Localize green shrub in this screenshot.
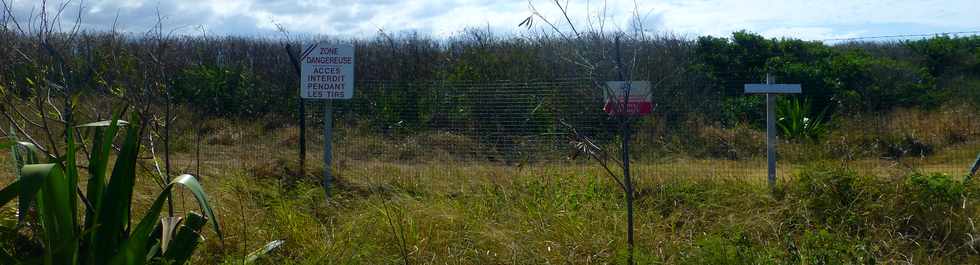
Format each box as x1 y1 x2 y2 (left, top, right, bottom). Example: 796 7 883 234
720 96 765 128
897 173 977 244
777 97 829 142
792 166 882 233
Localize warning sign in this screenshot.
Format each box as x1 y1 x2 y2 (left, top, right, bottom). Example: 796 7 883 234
300 43 354 99
603 81 653 116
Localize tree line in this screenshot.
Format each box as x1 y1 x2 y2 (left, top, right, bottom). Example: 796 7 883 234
2 28 978 132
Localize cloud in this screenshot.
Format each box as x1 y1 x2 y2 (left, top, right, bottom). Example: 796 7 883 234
760 27 863 41
2 0 977 40
650 0 979 40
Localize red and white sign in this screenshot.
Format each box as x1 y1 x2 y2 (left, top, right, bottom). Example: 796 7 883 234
603 81 653 116
300 43 354 99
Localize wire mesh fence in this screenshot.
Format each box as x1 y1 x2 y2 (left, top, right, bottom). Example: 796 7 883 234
159 77 978 183
321 79 602 164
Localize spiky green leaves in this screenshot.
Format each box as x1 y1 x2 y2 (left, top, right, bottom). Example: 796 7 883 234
0 109 221 265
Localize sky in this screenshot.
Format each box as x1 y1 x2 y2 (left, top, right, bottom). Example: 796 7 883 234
4 0 979 42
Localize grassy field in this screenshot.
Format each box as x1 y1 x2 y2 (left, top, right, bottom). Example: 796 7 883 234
6 144 975 264
1 112 978 264
193 148 978 264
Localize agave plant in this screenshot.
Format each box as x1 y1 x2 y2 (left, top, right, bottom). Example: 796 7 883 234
0 110 221 265
777 98 829 142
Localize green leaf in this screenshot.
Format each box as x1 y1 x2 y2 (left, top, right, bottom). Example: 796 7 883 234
12 141 41 165
142 221 165 261
776 97 828 142
91 113 141 265
84 109 125 233
108 180 173 265
163 212 208 265
23 163 78 265
109 174 221 265
171 174 223 241
77 120 129 128
15 164 43 226
12 141 43 226
64 120 80 233
146 242 161 262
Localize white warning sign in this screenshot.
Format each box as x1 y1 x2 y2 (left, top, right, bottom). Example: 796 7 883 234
300 43 354 99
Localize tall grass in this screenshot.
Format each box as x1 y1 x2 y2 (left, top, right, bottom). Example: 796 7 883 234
163 156 980 264
2 101 977 264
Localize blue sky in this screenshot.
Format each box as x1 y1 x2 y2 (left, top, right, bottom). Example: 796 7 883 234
4 0 979 42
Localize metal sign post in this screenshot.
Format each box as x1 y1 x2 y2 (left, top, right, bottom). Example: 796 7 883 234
766 77 776 193
323 101 333 197
744 73 801 192
300 43 354 199
284 45 306 179
966 152 980 181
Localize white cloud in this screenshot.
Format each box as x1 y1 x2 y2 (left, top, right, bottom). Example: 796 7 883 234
760 27 863 41
3 0 978 40
650 0 978 39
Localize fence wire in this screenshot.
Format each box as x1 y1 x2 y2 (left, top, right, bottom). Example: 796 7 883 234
158 78 976 183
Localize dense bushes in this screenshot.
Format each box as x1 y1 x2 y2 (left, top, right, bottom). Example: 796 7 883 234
899 173 977 244
666 165 979 264
694 31 955 117
786 166 978 260
791 166 882 233
3 30 977 125
789 165 978 236
172 64 264 116
3 29 977 166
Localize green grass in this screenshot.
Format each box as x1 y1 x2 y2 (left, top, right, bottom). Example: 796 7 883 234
3 141 978 264
1 110 978 264
168 154 976 264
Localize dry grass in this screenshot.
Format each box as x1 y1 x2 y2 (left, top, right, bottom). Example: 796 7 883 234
1 108 979 264
884 104 980 146
140 138 975 264
168 152 976 264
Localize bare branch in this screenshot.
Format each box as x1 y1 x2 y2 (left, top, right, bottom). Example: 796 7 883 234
560 119 627 192
1 0 26 35
527 0 571 42
553 0 580 38
2 106 50 155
